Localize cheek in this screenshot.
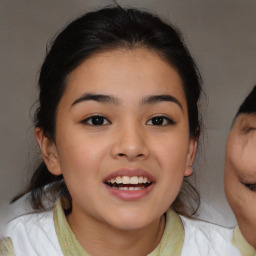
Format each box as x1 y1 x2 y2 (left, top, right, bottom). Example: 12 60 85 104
152 135 189 176
225 163 256 220
225 162 243 202
227 137 256 175
56 133 109 176
232 192 256 228
240 143 256 172
56 135 110 202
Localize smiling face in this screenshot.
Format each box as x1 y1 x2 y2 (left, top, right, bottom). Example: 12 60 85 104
37 48 196 233
225 113 256 247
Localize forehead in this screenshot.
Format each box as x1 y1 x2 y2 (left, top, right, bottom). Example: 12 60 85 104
64 48 187 106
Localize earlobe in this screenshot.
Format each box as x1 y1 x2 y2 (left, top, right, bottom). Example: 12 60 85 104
35 128 62 176
184 138 198 177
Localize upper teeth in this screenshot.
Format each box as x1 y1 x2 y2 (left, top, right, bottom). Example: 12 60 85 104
107 176 151 185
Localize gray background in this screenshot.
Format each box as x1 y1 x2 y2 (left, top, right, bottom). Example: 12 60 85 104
1 0 256 230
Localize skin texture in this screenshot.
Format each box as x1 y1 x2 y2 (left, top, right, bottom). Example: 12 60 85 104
225 113 256 248
35 48 197 256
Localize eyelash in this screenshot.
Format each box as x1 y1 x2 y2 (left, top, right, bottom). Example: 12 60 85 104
146 116 176 126
82 115 111 126
245 127 256 133
81 115 176 126
244 183 256 192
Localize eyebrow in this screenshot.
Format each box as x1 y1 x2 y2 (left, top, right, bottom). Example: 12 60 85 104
141 95 183 111
236 114 256 130
71 93 183 111
71 93 119 107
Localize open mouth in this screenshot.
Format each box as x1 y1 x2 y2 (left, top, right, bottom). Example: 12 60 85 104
104 176 153 191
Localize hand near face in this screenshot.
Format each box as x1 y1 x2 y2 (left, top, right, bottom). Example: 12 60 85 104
225 113 256 248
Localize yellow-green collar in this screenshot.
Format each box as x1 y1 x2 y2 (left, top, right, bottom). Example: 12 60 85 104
232 226 256 256
54 198 184 256
54 198 89 256
0 237 15 256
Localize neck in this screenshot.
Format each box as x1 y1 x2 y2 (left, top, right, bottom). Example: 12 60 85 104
67 207 165 256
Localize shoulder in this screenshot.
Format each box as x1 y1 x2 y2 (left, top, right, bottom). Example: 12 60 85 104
3 210 63 256
180 216 241 256
6 209 54 239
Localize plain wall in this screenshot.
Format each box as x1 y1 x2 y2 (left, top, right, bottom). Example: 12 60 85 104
1 0 256 230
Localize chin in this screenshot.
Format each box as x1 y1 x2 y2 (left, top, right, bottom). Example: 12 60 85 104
106 210 159 231
110 220 151 231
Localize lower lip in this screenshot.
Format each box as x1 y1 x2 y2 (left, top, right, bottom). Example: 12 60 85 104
104 184 154 201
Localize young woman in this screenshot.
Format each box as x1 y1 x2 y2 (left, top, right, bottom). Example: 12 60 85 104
225 85 256 255
0 6 241 256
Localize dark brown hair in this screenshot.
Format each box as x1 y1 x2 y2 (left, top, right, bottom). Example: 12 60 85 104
236 85 256 115
13 6 202 217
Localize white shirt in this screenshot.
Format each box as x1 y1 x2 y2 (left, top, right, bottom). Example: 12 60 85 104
3 208 242 256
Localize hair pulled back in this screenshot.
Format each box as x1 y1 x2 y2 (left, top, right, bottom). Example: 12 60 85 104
14 6 202 217
236 85 256 116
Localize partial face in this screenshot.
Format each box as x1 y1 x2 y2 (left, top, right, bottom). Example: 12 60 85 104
39 48 196 231
225 113 256 247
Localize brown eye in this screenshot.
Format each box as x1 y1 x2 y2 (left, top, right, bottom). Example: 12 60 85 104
147 116 175 126
82 115 110 126
245 183 256 192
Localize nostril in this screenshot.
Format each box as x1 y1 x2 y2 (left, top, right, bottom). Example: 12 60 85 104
117 153 144 158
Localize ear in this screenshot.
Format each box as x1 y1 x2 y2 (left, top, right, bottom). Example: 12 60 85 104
35 127 62 176
184 138 198 177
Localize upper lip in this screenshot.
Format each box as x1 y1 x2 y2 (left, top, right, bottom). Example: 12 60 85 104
103 168 156 183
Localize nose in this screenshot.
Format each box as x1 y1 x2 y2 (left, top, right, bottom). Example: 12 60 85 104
111 124 149 161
